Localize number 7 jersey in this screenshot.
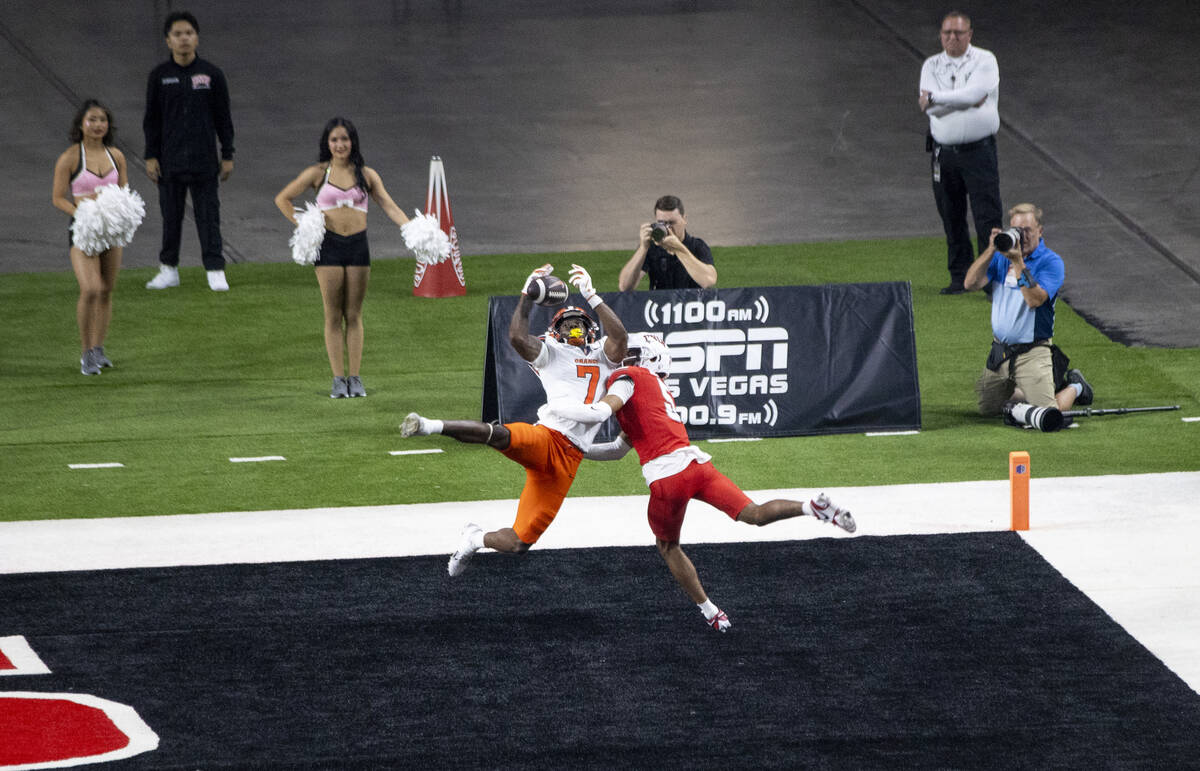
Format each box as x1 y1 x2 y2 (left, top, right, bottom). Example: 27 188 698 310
531 337 619 452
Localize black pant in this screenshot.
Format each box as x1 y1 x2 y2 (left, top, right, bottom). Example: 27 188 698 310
157 172 224 270
931 135 1001 285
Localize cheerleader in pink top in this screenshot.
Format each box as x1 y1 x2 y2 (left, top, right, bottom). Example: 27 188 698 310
51 99 131 375
274 117 412 399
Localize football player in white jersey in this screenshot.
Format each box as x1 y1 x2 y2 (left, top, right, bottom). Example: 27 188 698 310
400 263 627 576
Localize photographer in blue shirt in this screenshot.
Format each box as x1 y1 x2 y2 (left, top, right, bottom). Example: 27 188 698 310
964 202 1094 419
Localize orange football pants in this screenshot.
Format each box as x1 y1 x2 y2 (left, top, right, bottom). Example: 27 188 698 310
500 422 583 544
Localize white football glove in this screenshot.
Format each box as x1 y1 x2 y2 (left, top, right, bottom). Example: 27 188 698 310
569 263 603 308
585 434 632 461
522 263 554 295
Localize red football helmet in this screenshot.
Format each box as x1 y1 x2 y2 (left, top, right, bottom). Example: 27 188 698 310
548 306 598 346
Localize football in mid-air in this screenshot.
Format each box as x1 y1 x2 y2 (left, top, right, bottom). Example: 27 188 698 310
527 275 569 306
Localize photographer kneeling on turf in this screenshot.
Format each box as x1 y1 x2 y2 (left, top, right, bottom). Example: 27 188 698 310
964 202 1094 425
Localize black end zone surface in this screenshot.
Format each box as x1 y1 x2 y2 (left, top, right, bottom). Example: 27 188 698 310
5 533 1198 768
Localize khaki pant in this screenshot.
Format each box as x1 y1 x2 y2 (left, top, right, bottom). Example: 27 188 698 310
975 344 1056 415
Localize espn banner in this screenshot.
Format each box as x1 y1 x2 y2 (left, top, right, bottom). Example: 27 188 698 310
482 283 921 440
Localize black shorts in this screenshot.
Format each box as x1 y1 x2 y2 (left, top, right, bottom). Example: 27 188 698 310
315 230 370 267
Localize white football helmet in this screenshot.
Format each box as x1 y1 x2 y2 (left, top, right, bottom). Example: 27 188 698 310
623 332 671 377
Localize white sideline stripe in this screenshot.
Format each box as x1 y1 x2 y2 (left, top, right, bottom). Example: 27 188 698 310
229 456 287 463
0 471 1197 697
705 437 762 443
389 449 445 456
68 462 124 469
865 430 920 436
1182 416 1200 422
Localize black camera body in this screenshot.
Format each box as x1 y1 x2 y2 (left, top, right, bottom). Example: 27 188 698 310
650 221 672 243
994 227 1023 252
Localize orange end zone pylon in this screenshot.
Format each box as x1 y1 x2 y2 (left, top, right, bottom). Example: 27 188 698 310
1009 451 1030 531
413 156 466 297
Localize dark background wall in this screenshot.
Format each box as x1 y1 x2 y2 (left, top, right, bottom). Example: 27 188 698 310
3 1 1197 344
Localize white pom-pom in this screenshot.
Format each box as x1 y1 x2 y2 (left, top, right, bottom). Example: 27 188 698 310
72 185 147 255
93 185 145 247
70 198 107 255
289 202 326 265
401 210 452 265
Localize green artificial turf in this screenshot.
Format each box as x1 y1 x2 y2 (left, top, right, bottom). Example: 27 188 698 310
2 238 1197 522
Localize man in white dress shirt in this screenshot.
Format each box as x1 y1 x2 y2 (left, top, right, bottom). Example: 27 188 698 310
919 11 1002 295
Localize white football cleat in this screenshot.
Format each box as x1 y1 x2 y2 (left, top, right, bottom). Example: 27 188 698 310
447 523 483 577
811 493 856 533
145 265 179 289
399 412 427 437
706 609 731 633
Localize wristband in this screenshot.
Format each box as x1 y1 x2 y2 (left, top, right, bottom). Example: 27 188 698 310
1018 269 1038 288
586 293 604 309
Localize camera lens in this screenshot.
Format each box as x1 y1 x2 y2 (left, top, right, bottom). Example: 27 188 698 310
650 222 669 243
994 227 1022 252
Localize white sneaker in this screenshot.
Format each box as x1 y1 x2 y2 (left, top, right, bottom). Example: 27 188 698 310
447 523 483 577
811 493 856 533
145 265 179 289
399 412 426 437
207 270 229 291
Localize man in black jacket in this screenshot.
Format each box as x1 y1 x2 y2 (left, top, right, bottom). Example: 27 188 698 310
143 10 235 291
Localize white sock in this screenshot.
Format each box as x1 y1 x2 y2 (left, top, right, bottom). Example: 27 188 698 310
802 500 815 517
698 599 719 619
424 418 444 435
468 529 486 551
1070 383 1083 397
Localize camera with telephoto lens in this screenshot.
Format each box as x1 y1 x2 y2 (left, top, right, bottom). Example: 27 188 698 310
650 221 672 243
1003 400 1065 432
994 227 1023 252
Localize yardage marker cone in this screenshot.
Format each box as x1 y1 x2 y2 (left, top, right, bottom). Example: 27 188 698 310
413 156 466 297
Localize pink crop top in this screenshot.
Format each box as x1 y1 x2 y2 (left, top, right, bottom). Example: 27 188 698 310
70 144 119 198
315 166 368 212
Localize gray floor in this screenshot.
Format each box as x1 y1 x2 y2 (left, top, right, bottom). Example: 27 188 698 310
3 1 1197 345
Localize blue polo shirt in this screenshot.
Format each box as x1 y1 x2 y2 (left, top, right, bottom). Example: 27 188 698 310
987 239 1064 343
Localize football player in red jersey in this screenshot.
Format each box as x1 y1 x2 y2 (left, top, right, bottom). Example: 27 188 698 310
400 263 627 576
546 332 856 632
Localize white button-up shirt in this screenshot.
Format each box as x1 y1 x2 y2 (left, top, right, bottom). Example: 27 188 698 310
920 44 1000 145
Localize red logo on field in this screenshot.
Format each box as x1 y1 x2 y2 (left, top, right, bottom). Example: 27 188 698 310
0 636 50 676
0 692 159 767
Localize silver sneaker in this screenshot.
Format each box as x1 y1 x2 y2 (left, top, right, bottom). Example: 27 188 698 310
399 412 425 437
448 523 484 577
811 493 856 533
346 375 366 397
80 349 101 375
92 346 113 368
330 376 349 399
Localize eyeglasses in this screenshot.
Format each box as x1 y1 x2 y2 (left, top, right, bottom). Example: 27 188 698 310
940 29 970 37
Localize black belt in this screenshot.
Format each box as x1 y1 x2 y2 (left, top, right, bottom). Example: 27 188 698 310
934 135 995 152
986 338 1052 372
